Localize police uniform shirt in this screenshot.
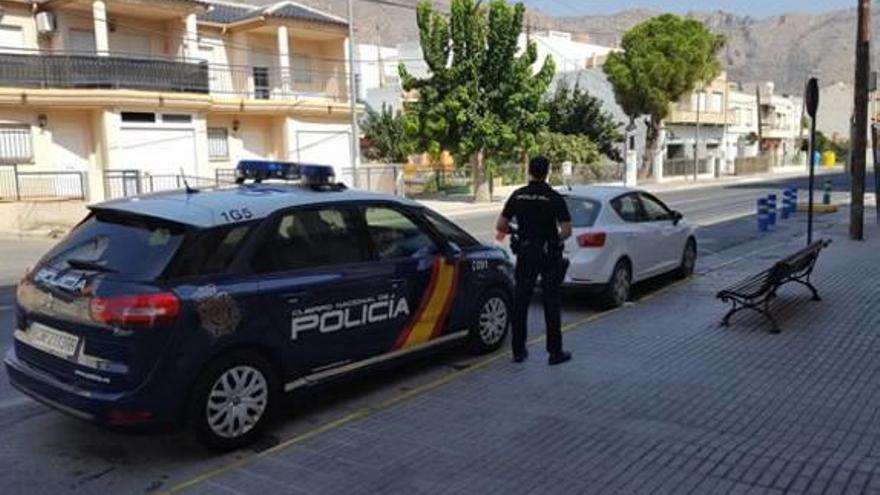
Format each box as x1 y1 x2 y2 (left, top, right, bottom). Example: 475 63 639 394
502 181 571 244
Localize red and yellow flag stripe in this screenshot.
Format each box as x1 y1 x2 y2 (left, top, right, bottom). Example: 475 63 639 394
392 259 459 350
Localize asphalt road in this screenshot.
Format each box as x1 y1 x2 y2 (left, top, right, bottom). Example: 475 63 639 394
0 169 855 495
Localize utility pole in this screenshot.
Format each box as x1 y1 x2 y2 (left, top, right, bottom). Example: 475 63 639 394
694 87 702 182
755 85 764 157
347 0 361 187
850 0 870 240
376 22 385 88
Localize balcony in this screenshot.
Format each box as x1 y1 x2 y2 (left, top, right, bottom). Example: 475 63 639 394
207 62 349 102
0 52 209 94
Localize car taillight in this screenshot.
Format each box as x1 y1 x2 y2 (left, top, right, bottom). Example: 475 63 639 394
90 292 180 327
577 232 607 248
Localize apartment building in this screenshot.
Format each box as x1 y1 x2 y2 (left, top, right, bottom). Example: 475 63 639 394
749 81 804 166
664 72 734 177
726 87 759 162
0 0 359 202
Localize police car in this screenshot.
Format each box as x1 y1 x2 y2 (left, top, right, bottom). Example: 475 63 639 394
5 161 513 449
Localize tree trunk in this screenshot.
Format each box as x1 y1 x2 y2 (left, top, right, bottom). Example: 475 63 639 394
641 119 660 179
471 149 491 203
520 148 529 183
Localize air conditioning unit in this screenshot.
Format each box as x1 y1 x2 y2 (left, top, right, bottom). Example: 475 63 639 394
36 12 56 35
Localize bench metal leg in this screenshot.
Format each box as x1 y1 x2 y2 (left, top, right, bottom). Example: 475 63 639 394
790 278 822 301
720 300 781 334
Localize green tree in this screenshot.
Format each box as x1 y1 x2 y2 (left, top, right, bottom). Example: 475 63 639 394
603 14 724 176
360 105 414 163
400 0 554 202
535 131 600 166
546 83 623 161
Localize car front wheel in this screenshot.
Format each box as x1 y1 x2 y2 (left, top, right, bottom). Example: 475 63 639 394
676 238 697 279
190 351 278 451
469 289 511 354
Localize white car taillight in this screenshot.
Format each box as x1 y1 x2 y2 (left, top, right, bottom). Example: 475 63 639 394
576 232 606 248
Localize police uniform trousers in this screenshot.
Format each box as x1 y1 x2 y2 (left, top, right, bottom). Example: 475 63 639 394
512 242 569 356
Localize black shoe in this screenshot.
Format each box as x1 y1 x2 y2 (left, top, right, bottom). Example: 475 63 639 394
512 349 529 363
548 351 572 366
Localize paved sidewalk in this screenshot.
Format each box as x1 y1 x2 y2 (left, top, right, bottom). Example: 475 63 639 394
171 210 880 495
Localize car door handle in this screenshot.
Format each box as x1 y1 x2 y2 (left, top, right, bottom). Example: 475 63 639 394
282 292 307 303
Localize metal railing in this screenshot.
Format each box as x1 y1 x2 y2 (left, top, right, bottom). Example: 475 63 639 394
663 158 713 177
104 170 229 200
0 52 209 94
207 62 348 101
0 167 87 201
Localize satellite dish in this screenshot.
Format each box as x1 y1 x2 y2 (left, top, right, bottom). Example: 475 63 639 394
806 78 820 119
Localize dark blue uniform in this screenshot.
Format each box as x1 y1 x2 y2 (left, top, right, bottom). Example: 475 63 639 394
501 181 571 358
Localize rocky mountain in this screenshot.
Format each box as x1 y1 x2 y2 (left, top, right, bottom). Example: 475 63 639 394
232 1 867 94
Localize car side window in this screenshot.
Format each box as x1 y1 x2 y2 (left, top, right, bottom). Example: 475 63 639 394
364 206 437 260
422 210 479 249
252 207 365 273
611 194 644 223
640 194 673 222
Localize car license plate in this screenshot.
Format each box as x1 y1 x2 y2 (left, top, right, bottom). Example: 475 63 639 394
27 323 80 359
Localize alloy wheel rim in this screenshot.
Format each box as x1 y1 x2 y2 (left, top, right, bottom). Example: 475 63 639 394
479 297 508 345
206 365 268 439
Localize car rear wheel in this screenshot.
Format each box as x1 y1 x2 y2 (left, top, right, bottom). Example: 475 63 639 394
599 260 631 309
676 238 697 279
469 289 510 354
190 350 278 451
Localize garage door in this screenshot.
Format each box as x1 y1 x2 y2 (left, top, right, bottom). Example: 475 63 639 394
296 130 352 178
119 127 197 177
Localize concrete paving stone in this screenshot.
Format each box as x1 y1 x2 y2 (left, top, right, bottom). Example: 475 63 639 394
173 220 880 495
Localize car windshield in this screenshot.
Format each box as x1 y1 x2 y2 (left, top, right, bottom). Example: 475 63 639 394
38 211 187 282
565 197 602 228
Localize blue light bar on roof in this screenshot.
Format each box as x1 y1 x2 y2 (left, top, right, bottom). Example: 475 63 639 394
235 160 336 185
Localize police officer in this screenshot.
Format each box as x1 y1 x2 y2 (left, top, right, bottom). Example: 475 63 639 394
496 156 572 365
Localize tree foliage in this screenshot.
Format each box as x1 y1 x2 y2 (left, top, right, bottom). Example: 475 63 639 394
535 131 600 166
546 83 623 161
400 0 555 201
360 105 415 163
603 14 724 175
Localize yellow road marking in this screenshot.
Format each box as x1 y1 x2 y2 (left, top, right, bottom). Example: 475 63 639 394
164 245 768 494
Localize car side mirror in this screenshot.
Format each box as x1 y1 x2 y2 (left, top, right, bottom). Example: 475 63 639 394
441 241 463 264
672 211 683 226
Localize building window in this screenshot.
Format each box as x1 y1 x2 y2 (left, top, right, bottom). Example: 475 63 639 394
0 25 25 54
711 92 723 112
162 114 192 124
252 67 270 99
0 125 33 164
121 112 156 123
207 128 229 161
292 53 313 85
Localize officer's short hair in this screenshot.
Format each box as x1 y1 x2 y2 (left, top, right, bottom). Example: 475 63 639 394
529 156 550 179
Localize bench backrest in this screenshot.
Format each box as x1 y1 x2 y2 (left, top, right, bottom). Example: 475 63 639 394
770 240 830 283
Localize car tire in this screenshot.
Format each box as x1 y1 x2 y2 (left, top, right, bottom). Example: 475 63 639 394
468 289 511 354
190 350 279 451
676 238 697 279
599 259 631 309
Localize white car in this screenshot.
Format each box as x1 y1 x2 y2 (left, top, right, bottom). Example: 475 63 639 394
560 186 697 308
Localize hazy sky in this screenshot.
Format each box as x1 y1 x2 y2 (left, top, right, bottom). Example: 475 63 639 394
522 0 856 18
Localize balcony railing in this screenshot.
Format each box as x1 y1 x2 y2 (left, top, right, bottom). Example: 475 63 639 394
0 52 209 94
207 62 349 102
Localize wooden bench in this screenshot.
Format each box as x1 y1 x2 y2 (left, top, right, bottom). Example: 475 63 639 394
716 239 832 333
